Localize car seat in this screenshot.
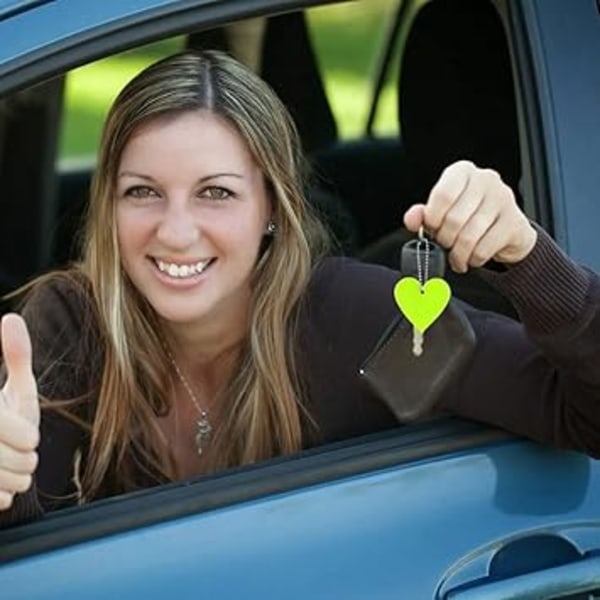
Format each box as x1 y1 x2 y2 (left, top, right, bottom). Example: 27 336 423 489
361 0 520 317
0 79 64 303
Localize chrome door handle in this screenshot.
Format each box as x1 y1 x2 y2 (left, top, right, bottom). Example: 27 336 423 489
447 555 600 600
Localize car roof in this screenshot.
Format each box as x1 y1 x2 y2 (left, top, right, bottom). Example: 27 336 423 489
0 0 335 95
0 0 220 72
0 0 199 60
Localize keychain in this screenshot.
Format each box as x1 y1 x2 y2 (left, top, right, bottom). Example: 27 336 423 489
359 227 475 421
393 228 452 356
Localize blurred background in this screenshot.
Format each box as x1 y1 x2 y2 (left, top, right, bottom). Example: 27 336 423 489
59 0 398 163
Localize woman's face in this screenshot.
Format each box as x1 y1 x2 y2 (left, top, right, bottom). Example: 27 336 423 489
115 110 271 330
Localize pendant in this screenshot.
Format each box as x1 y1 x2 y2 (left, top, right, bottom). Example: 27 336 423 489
195 413 212 455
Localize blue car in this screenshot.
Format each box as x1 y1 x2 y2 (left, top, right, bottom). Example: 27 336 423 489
1 0 599 597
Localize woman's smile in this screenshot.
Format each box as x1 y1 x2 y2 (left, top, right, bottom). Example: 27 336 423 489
150 256 216 283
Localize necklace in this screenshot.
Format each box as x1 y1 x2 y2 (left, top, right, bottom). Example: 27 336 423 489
166 350 213 455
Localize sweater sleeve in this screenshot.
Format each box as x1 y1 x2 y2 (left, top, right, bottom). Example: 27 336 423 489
305 227 600 457
0 275 97 528
439 225 600 456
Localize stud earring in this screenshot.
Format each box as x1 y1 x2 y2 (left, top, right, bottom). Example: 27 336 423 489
266 221 277 235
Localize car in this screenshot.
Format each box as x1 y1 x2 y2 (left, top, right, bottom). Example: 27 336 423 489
1 0 600 597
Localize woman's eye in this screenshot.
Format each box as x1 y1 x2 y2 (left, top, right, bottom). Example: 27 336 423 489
123 186 160 201
201 186 233 201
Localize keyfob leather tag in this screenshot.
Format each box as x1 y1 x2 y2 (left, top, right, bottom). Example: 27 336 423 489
359 301 476 421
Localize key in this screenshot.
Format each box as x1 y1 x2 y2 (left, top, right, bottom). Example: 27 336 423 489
401 234 447 357
412 328 424 356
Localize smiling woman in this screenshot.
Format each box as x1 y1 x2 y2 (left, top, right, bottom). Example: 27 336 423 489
114 110 277 475
27 50 329 507
0 49 332 519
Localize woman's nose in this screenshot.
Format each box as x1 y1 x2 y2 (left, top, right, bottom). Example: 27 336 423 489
155 201 200 249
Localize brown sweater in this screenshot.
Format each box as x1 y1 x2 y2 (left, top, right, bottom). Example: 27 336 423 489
2 226 600 527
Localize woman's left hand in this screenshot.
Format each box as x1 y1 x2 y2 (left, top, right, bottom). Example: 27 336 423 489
403 160 537 273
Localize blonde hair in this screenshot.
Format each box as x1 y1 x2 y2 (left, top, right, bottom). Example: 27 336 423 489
69 50 329 499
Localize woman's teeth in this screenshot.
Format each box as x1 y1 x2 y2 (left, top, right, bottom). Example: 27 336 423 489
155 259 212 278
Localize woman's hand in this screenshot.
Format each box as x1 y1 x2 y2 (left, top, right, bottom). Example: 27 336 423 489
403 160 537 273
0 314 40 511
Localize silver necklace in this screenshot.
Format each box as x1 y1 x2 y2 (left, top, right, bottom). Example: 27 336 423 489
166 350 213 455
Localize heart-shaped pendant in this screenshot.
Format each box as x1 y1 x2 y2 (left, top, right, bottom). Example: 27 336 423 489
393 277 451 334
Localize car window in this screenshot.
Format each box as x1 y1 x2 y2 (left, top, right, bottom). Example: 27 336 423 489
0 0 528 528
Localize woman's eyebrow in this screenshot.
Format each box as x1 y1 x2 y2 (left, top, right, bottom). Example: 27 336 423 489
117 172 244 182
198 173 244 183
118 171 155 180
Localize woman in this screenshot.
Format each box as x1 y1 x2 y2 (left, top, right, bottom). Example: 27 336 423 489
0 50 599 527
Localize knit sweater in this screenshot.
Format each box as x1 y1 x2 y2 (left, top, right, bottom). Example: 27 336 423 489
1 226 599 528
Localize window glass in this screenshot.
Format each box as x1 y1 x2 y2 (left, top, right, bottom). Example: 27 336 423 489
307 0 398 139
58 37 184 163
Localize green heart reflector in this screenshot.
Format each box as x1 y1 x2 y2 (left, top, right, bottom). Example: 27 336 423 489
393 277 452 334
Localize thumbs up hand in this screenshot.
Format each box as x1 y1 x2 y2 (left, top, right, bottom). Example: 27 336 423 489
0 314 40 511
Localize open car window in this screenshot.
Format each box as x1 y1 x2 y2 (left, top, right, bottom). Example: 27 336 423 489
0 0 523 483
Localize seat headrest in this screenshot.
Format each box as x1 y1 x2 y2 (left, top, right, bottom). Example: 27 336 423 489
261 11 337 153
187 13 337 154
399 0 520 200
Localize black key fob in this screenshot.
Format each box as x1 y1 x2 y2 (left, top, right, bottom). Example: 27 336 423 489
401 238 446 279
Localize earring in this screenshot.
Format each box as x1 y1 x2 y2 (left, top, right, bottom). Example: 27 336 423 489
266 221 277 235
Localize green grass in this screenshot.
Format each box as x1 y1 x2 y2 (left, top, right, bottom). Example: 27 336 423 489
59 2 398 160
59 38 184 159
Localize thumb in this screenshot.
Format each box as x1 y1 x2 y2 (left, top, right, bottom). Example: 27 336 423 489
1 313 40 427
403 204 426 233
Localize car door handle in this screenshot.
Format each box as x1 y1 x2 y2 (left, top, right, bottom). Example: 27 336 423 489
446 555 600 599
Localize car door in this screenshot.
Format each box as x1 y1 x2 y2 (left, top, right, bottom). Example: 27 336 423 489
1 422 599 598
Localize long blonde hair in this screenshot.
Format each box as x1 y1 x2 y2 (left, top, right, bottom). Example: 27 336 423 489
51 51 329 500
